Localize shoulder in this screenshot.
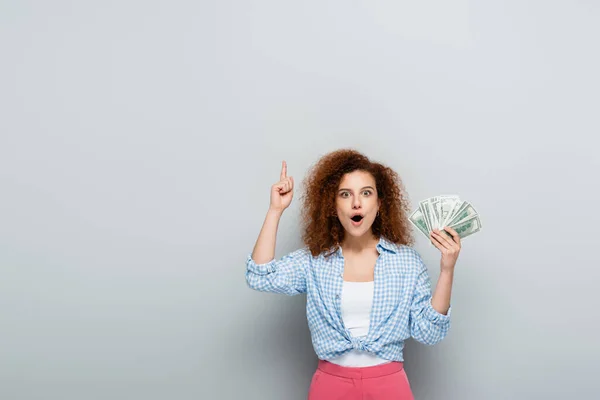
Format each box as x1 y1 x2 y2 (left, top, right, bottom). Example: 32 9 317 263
396 244 422 259
287 246 341 268
386 244 426 271
283 247 312 260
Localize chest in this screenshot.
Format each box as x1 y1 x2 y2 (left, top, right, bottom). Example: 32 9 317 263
342 252 379 282
307 251 416 340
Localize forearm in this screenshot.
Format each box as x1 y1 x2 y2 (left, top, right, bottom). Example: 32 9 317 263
431 270 454 315
251 208 284 264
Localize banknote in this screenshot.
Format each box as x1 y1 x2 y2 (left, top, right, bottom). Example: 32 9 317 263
409 195 482 240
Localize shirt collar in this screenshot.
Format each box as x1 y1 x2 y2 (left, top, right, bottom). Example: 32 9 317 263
334 236 400 257
377 236 401 253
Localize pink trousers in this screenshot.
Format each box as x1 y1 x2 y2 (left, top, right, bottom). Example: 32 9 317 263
307 360 414 400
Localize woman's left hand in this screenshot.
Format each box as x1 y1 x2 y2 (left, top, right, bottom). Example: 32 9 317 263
430 226 462 273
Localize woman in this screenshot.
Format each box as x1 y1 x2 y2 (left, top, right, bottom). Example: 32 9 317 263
245 149 461 399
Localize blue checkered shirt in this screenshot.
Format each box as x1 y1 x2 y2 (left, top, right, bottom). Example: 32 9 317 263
245 237 451 362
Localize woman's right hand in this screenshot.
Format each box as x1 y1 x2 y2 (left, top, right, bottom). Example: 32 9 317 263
270 161 294 213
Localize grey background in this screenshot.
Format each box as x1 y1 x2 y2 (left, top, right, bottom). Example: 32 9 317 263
1 1 598 399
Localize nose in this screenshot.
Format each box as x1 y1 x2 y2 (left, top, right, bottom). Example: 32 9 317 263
352 196 362 209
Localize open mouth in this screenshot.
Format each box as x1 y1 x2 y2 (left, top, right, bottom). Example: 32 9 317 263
351 215 364 223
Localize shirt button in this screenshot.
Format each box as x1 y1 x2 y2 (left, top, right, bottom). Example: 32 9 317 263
335 294 340 299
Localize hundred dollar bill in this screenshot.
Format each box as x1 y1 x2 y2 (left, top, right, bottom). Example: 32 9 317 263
446 202 478 227
409 195 482 241
418 200 432 232
409 208 429 237
422 196 440 230
438 195 461 228
449 214 482 239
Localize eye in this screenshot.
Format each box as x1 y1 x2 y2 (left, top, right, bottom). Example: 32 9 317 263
362 190 372 196
340 191 350 198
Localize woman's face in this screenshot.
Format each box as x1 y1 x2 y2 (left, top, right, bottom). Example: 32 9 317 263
335 170 380 238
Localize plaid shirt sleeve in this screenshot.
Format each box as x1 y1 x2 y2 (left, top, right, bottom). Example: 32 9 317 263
245 248 310 296
409 252 452 345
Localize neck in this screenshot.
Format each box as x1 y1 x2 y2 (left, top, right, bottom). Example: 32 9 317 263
341 232 380 253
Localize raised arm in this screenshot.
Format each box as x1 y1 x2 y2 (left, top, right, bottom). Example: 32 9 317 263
251 161 294 263
245 161 308 296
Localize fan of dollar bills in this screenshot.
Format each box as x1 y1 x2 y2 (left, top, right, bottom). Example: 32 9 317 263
409 195 482 240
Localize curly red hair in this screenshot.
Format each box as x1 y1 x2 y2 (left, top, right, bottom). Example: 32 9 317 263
300 149 415 257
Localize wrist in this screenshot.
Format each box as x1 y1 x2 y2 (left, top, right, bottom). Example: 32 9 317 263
267 207 284 217
440 268 455 277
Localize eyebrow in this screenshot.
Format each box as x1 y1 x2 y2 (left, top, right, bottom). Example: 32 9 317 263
338 186 375 192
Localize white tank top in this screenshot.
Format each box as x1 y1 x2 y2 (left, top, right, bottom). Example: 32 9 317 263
328 280 391 367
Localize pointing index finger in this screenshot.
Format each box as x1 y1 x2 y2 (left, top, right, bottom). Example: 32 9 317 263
280 160 287 180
